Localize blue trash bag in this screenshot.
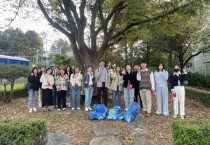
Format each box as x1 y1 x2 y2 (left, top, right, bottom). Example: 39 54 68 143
106 106 124 120
88 104 108 120
124 102 141 123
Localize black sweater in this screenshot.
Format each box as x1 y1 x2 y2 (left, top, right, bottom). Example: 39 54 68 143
170 73 188 90
28 75 40 91
123 72 135 88
133 71 140 88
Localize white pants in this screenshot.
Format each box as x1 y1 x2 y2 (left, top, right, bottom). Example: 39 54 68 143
140 90 152 113
173 86 185 116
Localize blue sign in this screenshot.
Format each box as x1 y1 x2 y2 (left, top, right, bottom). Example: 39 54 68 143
67 51 73 57
50 49 61 54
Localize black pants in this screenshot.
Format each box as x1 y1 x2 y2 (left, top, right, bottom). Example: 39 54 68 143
134 86 143 108
97 86 108 106
42 89 53 107
57 90 67 109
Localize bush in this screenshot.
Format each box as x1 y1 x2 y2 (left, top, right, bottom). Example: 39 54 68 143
185 87 210 107
188 72 210 88
172 120 210 145
0 118 47 145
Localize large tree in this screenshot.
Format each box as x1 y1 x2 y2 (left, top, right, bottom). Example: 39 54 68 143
36 0 205 68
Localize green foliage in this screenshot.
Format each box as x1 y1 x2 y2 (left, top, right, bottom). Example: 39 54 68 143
188 72 210 88
0 118 47 145
51 54 76 68
50 38 72 55
185 87 210 107
172 120 210 145
0 64 29 79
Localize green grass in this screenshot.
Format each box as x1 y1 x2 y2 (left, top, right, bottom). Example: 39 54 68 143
0 82 25 91
186 86 210 107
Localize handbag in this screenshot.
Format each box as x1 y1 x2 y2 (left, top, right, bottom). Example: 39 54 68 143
24 82 31 90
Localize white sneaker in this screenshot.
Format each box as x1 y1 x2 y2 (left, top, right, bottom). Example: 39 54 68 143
180 115 185 119
173 115 178 118
71 108 75 110
63 108 66 111
33 107 37 112
57 109 61 111
85 108 89 112
88 107 92 111
77 108 80 110
29 108 32 113
125 108 128 111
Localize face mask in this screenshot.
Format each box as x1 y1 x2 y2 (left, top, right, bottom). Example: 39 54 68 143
174 69 179 72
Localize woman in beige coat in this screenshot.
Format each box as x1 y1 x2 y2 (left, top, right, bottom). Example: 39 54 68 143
110 66 123 107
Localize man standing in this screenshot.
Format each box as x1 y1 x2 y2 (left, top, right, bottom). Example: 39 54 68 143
137 61 155 117
133 64 143 108
95 60 110 106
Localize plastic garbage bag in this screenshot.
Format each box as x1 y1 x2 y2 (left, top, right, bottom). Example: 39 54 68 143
106 106 123 120
124 102 141 123
88 104 107 120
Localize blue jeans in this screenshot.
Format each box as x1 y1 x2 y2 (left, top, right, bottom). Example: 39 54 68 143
28 89 38 109
123 87 134 109
71 86 81 108
113 91 122 107
84 86 93 108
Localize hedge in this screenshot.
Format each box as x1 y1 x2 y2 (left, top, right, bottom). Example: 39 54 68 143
0 119 47 145
185 87 210 107
187 72 210 88
172 120 210 145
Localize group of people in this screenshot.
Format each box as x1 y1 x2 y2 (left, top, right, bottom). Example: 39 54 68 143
27 59 188 119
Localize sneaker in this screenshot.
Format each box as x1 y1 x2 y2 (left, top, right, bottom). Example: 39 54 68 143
180 115 185 119
173 115 178 118
63 108 66 111
57 109 61 111
77 108 80 110
71 108 75 110
29 108 32 113
33 107 37 112
85 108 89 112
125 108 128 111
88 107 92 111
155 112 161 116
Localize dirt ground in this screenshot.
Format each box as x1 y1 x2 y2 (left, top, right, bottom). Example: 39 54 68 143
0 95 210 145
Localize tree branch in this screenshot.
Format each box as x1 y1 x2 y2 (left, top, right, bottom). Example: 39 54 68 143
7 0 22 27
37 0 71 38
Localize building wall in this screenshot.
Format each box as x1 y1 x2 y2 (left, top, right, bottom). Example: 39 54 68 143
192 52 210 76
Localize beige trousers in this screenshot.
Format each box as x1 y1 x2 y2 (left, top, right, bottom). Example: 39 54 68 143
140 90 152 113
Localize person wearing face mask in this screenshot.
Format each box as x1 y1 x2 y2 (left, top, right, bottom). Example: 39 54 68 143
170 64 188 119
154 63 169 116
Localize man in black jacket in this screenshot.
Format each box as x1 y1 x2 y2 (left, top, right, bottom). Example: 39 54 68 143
133 64 143 108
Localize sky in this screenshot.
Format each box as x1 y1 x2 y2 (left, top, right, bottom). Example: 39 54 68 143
0 0 68 51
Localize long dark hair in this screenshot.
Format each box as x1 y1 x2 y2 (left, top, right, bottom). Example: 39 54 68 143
157 63 165 72
30 67 38 74
66 65 73 74
116 66 122 76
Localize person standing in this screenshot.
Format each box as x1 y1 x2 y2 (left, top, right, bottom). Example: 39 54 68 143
110 66 123 107
171 64 188 119
137 61 155 117
40 68 54 110
84 66 95 111
27 67 40 113
70 66 83 110
52 66 60 108
95 60 110 107
37 66 45 108
55 69 69 111
65 65 73 107
154 63 169 116
123 65 135 111
133 64 143 107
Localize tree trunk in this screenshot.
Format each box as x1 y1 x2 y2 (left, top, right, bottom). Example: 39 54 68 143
168 49 173 68
8 80 15 103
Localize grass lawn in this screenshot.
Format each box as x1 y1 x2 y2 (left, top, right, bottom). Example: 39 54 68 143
0 87 210 145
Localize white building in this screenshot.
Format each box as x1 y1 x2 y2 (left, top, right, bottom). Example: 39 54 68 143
191 52 210 76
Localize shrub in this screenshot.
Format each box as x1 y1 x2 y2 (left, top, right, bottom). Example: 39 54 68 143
0 118 47 145
172 120 210 145
188 72 210 88
185 87 210 107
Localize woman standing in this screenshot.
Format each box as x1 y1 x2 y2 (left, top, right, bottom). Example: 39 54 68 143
84 66 95 111
28 67 40 113
171 65 188 119
55 69 69 111
40 68 54 110
154 63 169 116
70 66 83 110
110 66 123 107
123 65 135 111
65 65 73 107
